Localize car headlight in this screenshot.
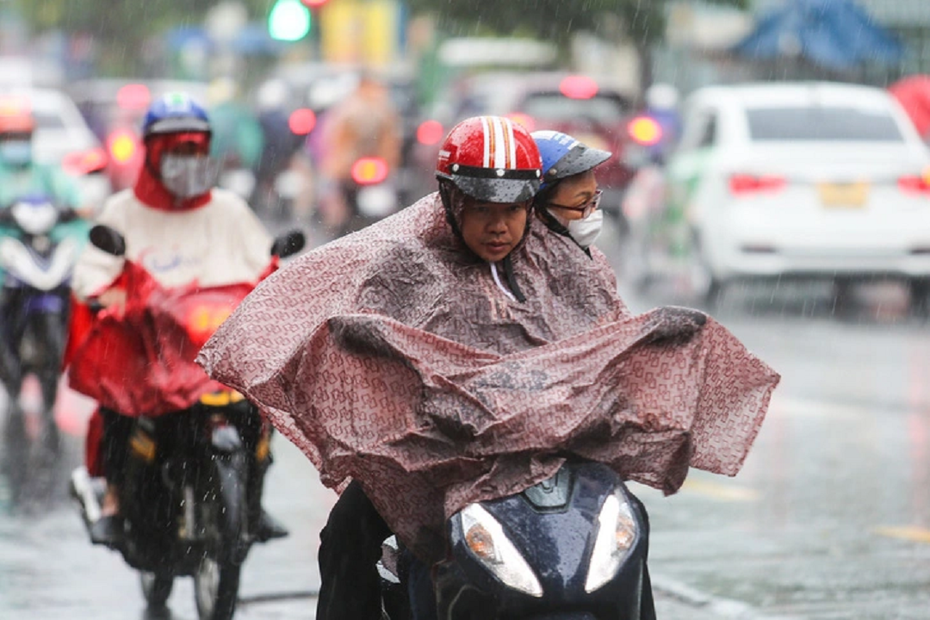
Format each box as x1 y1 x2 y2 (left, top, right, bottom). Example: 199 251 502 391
459 503 543 597
585 491 638 593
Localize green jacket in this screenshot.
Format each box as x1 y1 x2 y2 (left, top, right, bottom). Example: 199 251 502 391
0 161 81 209
0 162 89 287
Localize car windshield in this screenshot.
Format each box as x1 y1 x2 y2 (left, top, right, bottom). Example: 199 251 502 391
745 106 904 142
521 93 628 125
33 109 67 130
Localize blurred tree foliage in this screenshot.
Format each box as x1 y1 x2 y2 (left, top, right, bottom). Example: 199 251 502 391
13 0 274 75
407 0 749 90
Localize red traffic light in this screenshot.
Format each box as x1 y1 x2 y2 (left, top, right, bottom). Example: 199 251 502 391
300 0 329 7
288 108 317 135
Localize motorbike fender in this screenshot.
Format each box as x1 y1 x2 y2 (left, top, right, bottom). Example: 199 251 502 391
0 236 78 291
273 169 303 200
211 424 243 454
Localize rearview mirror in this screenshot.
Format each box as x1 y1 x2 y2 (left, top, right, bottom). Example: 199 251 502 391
89 224 126 257
271 230 305 258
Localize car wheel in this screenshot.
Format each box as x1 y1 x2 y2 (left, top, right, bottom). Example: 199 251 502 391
689 244 725 311
832 279 857 319
622 231 655 293
699 273 725 312
909 278 930 318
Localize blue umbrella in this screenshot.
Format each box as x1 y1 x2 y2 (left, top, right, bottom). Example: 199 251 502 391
732 0 904 70
165 26 215 54
165 24 286 57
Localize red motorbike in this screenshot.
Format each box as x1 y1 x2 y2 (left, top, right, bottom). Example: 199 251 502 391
69 225 303 620
337 156 399 236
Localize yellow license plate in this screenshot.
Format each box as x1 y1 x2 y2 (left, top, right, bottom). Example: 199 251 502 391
819 182 869 208
199 390 245 407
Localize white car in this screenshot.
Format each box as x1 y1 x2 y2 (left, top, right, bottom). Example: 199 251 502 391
633 81 930 310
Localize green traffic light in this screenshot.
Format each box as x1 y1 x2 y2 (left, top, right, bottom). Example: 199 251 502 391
268 0 311 42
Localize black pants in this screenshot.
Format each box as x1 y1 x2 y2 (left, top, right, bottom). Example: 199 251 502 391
317 480 392 620
0 286 68 410
0 287 22 398
317 481 657 620
98 407 135 485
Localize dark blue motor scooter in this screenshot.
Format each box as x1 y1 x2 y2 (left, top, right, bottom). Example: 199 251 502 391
380 461 654 619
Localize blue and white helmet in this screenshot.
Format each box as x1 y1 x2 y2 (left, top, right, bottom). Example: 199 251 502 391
532 130 611 190
142 92 211 139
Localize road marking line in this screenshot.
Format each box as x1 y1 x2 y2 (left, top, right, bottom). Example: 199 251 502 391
680 478 760 502
875 526 930 544
652 574 801 619
770 395 871 419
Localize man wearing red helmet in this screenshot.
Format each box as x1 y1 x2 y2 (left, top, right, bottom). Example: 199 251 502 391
317 116 558 619
0 107 83 209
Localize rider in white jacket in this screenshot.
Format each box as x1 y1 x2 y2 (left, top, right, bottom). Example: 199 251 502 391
71 92 286 545
72 102 270 299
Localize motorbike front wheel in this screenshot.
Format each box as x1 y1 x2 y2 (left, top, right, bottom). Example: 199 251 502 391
140 571 173 608
194 453 248 620
195 554 241 620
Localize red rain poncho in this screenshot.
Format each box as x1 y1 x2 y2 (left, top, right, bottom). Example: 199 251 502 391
198 193 779 561
68 260 271 416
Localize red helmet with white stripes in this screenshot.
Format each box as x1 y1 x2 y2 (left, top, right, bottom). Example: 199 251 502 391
436 116 542 203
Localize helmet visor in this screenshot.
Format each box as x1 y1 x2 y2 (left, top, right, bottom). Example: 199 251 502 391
145 117 211 137
444 165 541 203
543 146 612 184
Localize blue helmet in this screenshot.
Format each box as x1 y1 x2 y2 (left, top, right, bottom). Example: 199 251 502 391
142 92 211 139
531 130 611 190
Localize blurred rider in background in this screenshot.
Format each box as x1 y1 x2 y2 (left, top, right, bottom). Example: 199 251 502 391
0 104 87 448
251 79 303 215
642 83 681 165
0 104 83 211
317 71 401 232
207 77 264 201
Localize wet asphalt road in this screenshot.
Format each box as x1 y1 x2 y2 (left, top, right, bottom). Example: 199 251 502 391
2 216 930 619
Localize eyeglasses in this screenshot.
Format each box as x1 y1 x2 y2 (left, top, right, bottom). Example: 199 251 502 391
546 189 602 219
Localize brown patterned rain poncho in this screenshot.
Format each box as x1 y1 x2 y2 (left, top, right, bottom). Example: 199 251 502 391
198 193 779 562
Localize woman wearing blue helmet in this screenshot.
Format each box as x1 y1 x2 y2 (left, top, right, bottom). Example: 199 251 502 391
71 92 286 545
531 130 612 254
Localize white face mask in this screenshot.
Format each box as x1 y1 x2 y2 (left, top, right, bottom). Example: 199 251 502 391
565 209 603 248
160 154 219 200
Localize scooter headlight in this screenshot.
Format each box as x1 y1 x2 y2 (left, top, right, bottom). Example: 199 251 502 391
585 491 639 593
459 503 543 597
11 200 57 235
